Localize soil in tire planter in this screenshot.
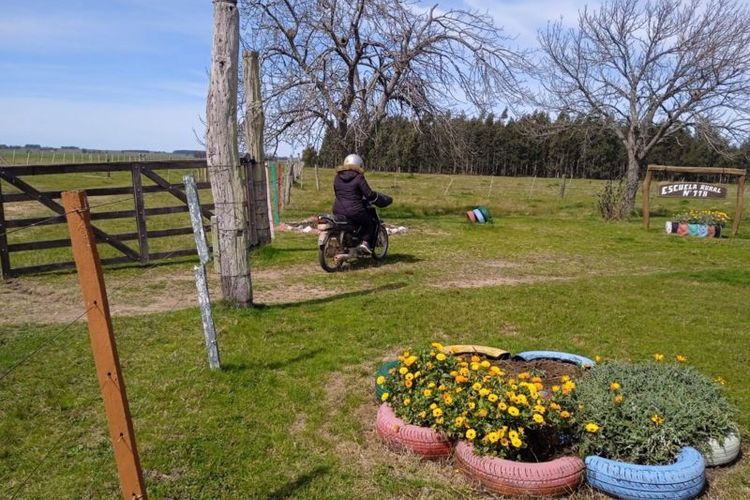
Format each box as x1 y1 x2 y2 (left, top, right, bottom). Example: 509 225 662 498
455 357 585 387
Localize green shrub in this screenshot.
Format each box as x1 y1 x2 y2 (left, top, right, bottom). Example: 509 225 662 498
574 361 737 464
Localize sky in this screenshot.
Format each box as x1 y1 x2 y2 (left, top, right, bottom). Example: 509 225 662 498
0 0 595 153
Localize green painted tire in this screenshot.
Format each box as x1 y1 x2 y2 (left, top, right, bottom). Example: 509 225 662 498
375 360 399 402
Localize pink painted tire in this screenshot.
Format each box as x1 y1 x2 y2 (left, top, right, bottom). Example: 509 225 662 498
454 441 584 497
375 404 452 459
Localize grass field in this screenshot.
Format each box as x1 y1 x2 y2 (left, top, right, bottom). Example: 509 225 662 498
1 168 749 498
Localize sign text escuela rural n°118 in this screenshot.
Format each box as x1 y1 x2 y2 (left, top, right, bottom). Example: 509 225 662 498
658 182 727 198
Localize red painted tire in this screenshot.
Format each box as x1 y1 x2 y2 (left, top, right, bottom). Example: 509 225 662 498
375 404 452 459
454 441 584 497
466 210 477 223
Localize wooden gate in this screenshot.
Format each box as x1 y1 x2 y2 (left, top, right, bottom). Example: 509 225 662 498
0 160 226 278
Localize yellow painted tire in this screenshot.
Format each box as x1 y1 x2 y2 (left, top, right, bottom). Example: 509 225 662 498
443 344 509 359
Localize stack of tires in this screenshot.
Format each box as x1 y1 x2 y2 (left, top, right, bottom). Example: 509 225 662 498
466 206 491 224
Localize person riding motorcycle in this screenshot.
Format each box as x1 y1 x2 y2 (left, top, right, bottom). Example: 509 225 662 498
332 153 387 254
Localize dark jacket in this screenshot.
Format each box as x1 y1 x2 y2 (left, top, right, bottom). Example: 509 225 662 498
332 165 378 219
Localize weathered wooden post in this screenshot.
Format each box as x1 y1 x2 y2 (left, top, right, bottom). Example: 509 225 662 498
244 50 272 244
206 0 252 306
184 174 221 370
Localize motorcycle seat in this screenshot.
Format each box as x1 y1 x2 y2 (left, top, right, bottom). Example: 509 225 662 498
318 214 357 229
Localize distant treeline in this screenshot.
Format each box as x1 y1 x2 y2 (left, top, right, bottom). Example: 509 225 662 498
0 144 205 158
305 113 750 179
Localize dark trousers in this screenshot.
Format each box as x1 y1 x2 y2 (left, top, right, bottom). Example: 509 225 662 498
337 210 376 245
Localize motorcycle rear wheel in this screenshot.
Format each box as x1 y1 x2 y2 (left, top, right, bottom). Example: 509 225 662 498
319 234 344 272
372 225 389 261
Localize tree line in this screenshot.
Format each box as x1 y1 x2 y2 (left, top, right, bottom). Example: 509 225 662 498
304 111 749 180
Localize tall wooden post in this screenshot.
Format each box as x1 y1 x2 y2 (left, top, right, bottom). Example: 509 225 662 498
62 191 147 500
0 177 11 279
244 50 272 244
206 0 252 306
131 164 149 263
732 173 745 236
642 168 653 230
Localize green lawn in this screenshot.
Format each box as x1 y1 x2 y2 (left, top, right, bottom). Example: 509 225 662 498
1 169 749 498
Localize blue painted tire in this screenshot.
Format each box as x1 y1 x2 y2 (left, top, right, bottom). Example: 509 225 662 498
515 350 595 368
586 447 705 499
375 360 399 402
473 208 485 223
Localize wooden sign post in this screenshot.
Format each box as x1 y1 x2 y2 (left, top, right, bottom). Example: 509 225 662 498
62 191 147 500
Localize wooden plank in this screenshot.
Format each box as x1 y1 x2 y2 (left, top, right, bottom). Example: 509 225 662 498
62 191 147 500
5 204 216 227
1 159 207 176
647 165 746 176
1 182 211 203
0 171 140 261
0 177 11 279
131 164 149 263
141 167 214 220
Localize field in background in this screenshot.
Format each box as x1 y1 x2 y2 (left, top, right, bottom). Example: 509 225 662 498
0 148 196 166
1 168 749 498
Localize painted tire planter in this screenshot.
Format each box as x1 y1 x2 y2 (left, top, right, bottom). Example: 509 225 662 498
704 433 741 466
454 441 584 497
515 350 596 368
375 404 452 459
374 360 399 402
665 221 721 238
585 447 705 499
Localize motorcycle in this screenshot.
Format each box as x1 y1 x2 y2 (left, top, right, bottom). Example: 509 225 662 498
317 195 392 272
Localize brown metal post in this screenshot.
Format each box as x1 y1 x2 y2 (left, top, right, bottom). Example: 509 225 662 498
62 190 147 500
131 164 149 263
642 167 653 230
0 177 12 279
732 174 745 236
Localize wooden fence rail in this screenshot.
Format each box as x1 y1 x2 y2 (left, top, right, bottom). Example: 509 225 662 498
0 160 236 279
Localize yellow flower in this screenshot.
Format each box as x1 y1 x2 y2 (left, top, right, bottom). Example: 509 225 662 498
651 414 664 425
533 413 545 424
609 382 621 391
500 438 510 447
511 438 523 448
468 401 476 410
490 366 502 375
676 355 687 363
508 406 520 417
403 398 411 406
428 382 436 388
399 367 408 375
472 382 482 391
455 387 463 393
471 355 481 363
488 394 499 402
653 353 664 362
614 394 624 405
477 408 488 418
508 430 519 440
560 411 571 419
585 422 600 433
436 353 447 361
498 402 508 411
439 384 447 391
432 407 443 418
404 355 418 366
413 371 421 378
470 362 480 371
404 379 413 388
551 385 561 392
466 429 476 440
423 389 432 397
430 403 437 409
479 388 490 397
515 394 528 405
450 370 458 377
435 417 444 425
431 342 444 351
549 402 561 411
715 377 726 385
455 416 465 427
443 394 453 405
419 411 426 418
381 393 389 401
486 431 500 443
480 360 491 368
560 375 570 382
376 376 386 385
518 372 530 380
533 404 545 414
594 355 603 363
405 372 414 381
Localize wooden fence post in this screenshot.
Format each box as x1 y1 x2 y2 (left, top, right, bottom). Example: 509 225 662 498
642 167 653 230
131 164 149 263
184 175 221 370
62 190 147 500
0 177 11 279
732 173 745 236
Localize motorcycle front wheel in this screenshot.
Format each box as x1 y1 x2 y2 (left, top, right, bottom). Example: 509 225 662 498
372 225 389 261
319 234 344 272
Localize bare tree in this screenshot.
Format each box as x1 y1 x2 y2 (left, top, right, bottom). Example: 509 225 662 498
538 0 750 212
239 0 528 157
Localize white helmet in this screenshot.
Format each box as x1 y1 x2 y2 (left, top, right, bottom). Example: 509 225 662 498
343 153 364 168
